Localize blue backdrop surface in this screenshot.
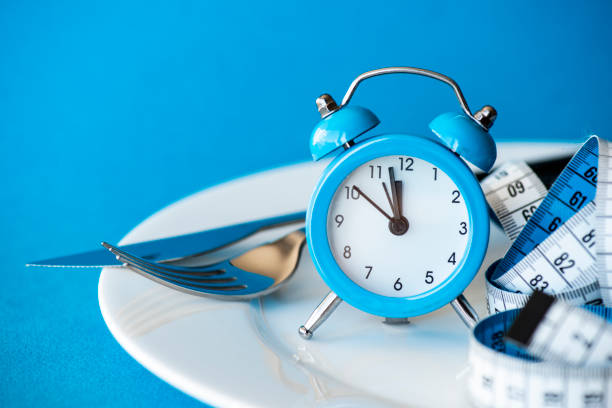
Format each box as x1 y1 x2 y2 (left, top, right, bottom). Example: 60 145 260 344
1 1 611 406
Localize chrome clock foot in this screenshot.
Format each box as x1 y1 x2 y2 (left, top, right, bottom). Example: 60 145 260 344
450 294 479 329
383 317 410 325
299 291 342 339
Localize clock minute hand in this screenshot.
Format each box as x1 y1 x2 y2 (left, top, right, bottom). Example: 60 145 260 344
352 186 393 221
385 167 409 236
388 167 402 219
395 180 403 216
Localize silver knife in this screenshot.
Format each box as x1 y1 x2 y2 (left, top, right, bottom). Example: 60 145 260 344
27 211 306 268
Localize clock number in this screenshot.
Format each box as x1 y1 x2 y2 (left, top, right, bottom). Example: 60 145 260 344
448 252 456 265
393 278 403 291
369 165 382 179
459 222 468 235
365 266 373 279
548 217 561 232
507 181 525 197
343 245 351 259
432 167 438 181
399 157 414 171
451 190 461 204
335 214 344 227
425 271 434 284
344 186 360 200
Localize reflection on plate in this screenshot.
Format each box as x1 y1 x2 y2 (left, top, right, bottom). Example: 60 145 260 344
99 142 578 407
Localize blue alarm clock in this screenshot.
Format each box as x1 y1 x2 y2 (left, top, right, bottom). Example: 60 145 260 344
299 67 497 339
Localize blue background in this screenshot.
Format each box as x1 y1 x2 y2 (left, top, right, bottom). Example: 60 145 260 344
1 1 611 406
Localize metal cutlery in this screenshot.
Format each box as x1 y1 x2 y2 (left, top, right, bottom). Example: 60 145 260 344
102 228 306 299
27 211 305 268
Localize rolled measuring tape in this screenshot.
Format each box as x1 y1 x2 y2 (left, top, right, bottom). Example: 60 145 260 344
506 292 612 366
467 135 612 407
469 305 612 408
481 135 612 310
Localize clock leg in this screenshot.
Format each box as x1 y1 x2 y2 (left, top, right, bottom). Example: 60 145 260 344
383 317 410 325
298 291 342 339
450 294 479 329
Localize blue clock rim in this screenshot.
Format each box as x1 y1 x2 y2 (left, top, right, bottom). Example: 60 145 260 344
306 134 490 318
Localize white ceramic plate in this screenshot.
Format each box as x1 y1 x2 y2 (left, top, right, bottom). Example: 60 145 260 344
99 142 578 407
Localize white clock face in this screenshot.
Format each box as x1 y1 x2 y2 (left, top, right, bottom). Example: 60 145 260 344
327 155 470 297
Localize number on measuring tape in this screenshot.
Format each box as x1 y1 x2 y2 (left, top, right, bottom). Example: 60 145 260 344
485 258 602 314
493 203 598 294
481 161 548 241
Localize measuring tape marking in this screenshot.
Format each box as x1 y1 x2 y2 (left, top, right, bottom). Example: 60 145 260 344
505 292 612 367
493 137 599 283
485 260 602 314
596 138 612 305
469 309 612 408
470 137 612 407
494 202 599 294
491 137 602 295
481 161 548 242
481 148 605 312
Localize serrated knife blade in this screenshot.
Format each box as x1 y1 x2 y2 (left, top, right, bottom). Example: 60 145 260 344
27 211 306 268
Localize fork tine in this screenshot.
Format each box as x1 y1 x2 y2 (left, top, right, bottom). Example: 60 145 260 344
142 257 227 276
131 267 249 295
138 268 247 291
126 255 233 282
101 241 277 298
102 242 227 280
102 242 187 278
102 242 248 290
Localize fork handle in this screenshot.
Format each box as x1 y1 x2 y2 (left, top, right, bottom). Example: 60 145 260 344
299 291 342 339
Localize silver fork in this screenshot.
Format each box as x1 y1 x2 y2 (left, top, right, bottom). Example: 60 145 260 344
102 228 306 299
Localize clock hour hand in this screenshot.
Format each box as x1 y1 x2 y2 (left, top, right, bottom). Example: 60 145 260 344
383 181 397 219
395 180 403 216
352 186 393 221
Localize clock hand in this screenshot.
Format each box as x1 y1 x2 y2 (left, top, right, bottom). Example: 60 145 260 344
395 180 403 216
382 182 395 217
388 167 402 219
385 167 409 236
352 186 393 221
